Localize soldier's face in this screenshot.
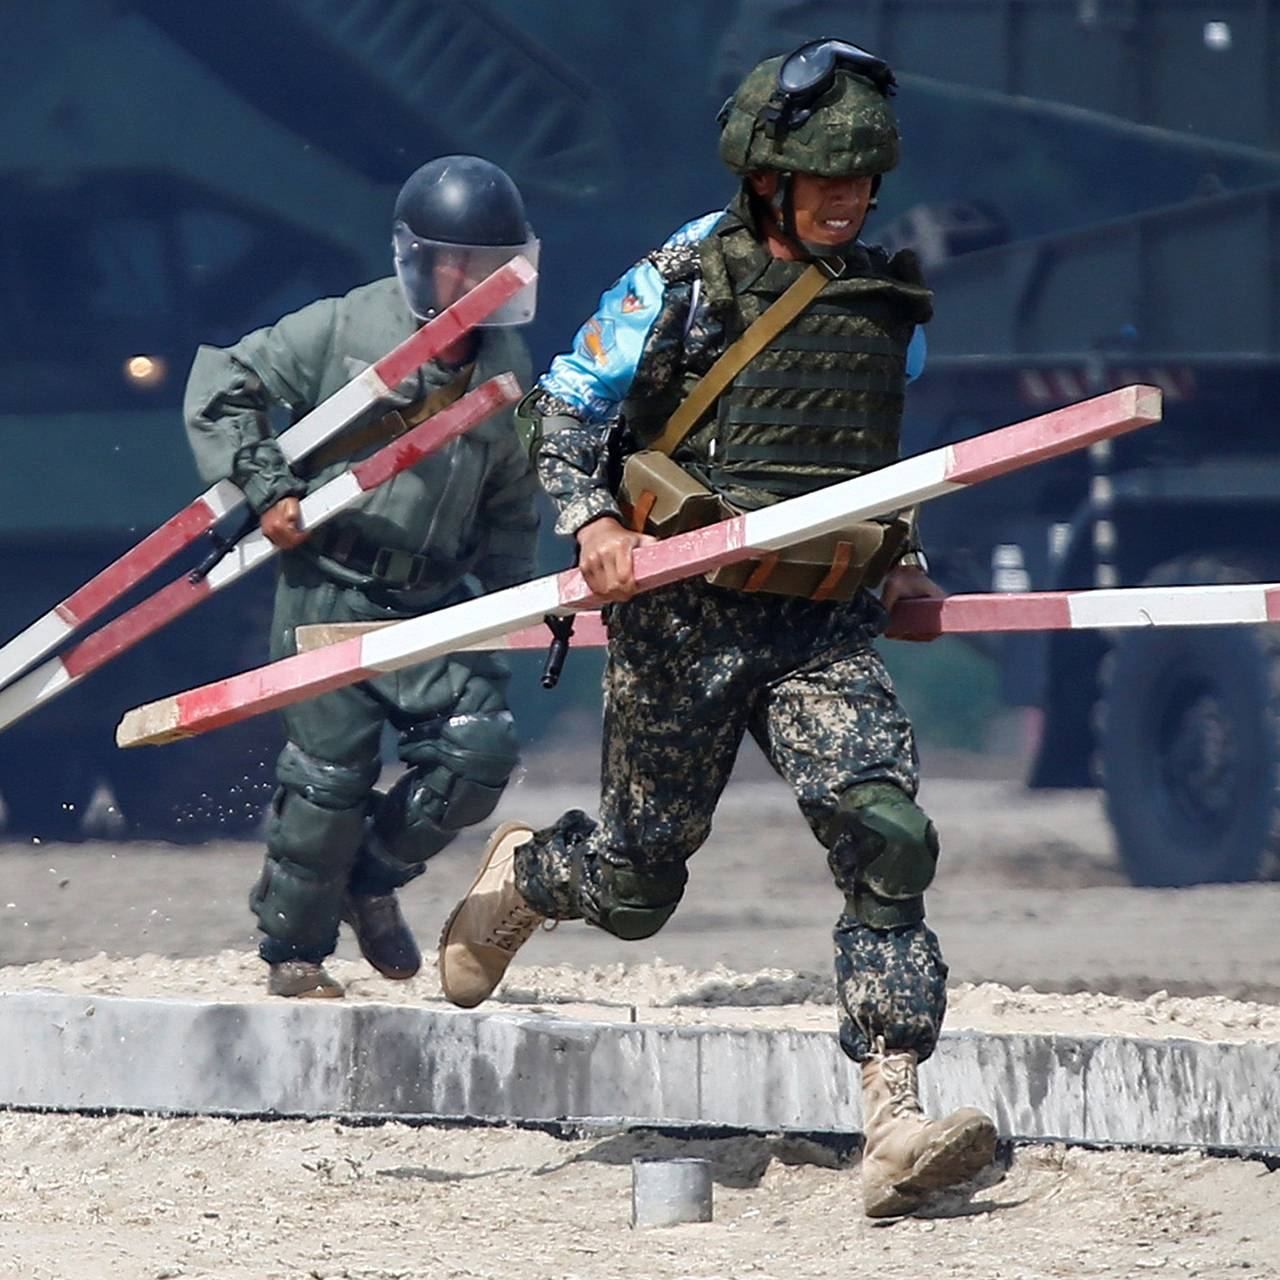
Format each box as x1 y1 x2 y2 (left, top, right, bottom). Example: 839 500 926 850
752 172 875 246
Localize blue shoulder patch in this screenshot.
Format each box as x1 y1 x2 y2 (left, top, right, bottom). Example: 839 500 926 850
538 258 669 423
906 327 926 383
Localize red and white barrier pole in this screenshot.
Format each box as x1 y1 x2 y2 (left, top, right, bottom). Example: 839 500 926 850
0 256 536 691
117 385 1161 746
0 375 521 732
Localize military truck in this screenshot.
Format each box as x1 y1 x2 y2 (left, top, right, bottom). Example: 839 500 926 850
720 0 1280 885
0 0 620 839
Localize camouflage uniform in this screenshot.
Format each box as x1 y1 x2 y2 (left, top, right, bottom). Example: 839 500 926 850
185 277 538 965
517 187 947 1064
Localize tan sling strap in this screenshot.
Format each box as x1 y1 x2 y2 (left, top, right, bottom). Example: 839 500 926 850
647 261 830 457
301 363 475 475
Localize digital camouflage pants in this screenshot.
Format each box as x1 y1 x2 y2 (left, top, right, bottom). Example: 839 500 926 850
514 576 948 1063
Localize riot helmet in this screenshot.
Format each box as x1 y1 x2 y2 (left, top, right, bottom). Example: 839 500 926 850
392 155 539 325
717 40 900 255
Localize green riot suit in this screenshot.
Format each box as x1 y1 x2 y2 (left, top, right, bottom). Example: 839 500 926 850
184 276 538 964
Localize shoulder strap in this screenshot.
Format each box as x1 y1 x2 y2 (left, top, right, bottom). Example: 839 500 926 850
648 261 828 457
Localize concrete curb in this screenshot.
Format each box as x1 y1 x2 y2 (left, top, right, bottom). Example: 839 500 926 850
1 993 1276 1151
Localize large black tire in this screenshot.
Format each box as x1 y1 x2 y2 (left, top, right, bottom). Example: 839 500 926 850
1099 554 1280 886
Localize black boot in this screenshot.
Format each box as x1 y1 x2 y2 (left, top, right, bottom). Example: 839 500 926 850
343 892 422 979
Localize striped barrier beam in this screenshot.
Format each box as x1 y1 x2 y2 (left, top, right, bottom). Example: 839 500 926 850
0 257 537 692
0 375 521 733
117 385 1161 747
886 581 1280 638
299 576 1280 658
294 613 612 655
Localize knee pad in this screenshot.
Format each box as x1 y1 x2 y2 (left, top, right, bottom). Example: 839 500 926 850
276 741 380 810
373 710 520 871
399 709 520 832
594 863 688 941
266 743 375 873
832 783 939 930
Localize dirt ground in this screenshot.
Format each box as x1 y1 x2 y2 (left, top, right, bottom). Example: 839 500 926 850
1 1112 1276 1280
4 768 1280 1001
5 753 1280 1278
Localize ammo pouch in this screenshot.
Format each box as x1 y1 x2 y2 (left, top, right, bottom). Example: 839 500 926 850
619 449 908 602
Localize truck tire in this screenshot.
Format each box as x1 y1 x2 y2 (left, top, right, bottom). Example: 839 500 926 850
1098 554 1280 886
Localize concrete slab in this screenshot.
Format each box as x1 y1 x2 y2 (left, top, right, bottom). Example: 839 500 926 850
1 992 1276 1152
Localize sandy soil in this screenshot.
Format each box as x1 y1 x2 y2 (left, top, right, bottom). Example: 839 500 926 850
5 760 1280 1278
2 1112 1276 1280
4 775 1280 1002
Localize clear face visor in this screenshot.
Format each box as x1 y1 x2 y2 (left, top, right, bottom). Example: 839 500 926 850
392 222 540 325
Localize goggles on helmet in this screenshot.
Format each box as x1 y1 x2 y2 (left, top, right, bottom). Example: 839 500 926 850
761 39 895 138
392 222 540 326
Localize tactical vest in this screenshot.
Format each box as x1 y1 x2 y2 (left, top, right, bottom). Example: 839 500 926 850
632 217 933 508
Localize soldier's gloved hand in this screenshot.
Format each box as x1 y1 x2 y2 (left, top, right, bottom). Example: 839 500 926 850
260 497 311 550
576 516 657 602
880 566 944 643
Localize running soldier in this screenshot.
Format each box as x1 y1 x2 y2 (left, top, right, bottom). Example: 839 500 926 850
184 156 540 998
438 45 997 1215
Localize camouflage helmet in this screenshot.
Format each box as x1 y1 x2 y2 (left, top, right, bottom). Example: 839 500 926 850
718 51 900 179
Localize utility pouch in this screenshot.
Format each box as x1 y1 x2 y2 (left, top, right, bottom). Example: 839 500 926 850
618 449 723 538
619 450 909 601
706 517 909 601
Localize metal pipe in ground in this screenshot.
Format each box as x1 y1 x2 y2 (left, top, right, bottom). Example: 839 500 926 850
631 1157 714 1228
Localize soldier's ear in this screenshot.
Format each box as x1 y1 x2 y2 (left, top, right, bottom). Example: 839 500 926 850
747 172 777 199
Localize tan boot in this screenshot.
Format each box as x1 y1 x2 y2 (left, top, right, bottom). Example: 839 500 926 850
267 959 344 999
438 822 543 1008
860 1045 996 1218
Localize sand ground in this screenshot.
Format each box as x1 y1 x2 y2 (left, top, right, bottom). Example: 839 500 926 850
5 762 1280 1278
1 1112 1276 1280
4 773 1278 1001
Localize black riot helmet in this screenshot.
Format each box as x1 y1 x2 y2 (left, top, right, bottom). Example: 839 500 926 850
392 155 539 325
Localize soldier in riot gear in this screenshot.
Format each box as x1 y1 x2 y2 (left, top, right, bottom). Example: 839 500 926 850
184 155 539 998
438 43 997 1215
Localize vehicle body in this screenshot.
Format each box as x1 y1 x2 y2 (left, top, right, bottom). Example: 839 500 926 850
722 0 1280 884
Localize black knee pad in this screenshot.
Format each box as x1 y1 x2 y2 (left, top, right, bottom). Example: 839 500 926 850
370 710 520 873
595 863 688 941
831 782 939 929
276 741 379 810
399 709 520 832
